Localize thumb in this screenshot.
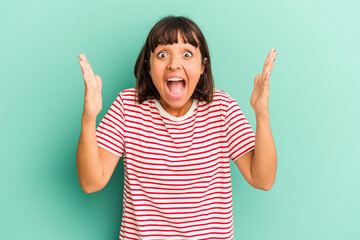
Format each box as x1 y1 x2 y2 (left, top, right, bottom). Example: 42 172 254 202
95 75 102 90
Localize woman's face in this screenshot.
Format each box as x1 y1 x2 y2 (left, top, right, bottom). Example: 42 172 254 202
148 33 206 117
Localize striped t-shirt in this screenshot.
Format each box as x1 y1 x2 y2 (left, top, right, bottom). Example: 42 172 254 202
96 87 256 240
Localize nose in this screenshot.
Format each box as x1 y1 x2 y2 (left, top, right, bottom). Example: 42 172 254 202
166 54 181 70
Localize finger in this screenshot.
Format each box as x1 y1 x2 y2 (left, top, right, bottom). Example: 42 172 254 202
79 54 90 76
79 60 91 83
265 72 270 84
264 75 270 92
258 73 270 93
79 53 91 68
83 56 95 78
270 50 278 64
95 75 102 91
263 49 277 74
263 49 274 67
268 51 277 73
78 53 87 61
262 49 275 72
79 60 86 75
79 62 97 90
78 53 95 78
263 49 273 72
264 59 274 75
79 55 97 87
80 61 90 88
80 61 94 89
268 48 276 59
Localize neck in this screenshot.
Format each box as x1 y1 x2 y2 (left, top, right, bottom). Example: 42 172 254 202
159 98 194 117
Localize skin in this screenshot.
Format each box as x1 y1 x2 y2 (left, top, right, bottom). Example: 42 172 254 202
148 33 207 117
250 48 278 116
76 46 277 193
235 49 278 191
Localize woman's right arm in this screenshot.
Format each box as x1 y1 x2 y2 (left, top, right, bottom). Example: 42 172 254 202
76 54 119 194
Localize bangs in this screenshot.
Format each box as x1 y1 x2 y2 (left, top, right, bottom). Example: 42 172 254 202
148 19 199 52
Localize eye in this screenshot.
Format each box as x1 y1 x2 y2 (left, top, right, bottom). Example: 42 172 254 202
183 51 192 58
157 52 167 58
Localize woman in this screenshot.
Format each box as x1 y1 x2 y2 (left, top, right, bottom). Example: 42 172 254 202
77 15 277 240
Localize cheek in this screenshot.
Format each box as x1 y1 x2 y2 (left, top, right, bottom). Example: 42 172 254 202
187 63 203 79
149 65 161 83
151 62 166 76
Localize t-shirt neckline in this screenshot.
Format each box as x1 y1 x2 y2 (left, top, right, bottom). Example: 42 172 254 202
154 98 199 121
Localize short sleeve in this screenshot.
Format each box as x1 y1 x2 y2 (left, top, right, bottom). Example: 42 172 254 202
225 98 255 161
95 92 125 157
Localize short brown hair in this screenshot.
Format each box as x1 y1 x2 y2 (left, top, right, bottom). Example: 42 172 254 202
134 16 214 104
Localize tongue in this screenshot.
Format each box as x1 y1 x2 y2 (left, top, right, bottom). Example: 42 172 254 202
168 81 184 95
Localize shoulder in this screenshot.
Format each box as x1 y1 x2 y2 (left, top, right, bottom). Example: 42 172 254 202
114 87 138 105
213 89 235 100
118 87 136 99
212 89 236 107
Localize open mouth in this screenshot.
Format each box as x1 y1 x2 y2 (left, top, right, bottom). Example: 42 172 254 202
166 77 186 96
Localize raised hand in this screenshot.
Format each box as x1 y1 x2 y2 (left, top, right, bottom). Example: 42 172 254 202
78 54 103 122
250 48 278 116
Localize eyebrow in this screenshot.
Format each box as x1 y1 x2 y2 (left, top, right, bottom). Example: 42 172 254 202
155 44 197 52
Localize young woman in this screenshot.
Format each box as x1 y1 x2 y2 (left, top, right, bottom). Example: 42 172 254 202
77 16 277 240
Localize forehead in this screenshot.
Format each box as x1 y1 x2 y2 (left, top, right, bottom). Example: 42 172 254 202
149 29 200 53
155 36 198 50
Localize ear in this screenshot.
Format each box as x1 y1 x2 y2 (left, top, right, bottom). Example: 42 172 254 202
201 57 207 74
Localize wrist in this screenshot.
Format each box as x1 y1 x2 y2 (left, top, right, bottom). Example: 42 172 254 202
255 111 269 120
81 116 97 128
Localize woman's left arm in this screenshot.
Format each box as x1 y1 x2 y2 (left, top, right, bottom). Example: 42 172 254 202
249 48 278 190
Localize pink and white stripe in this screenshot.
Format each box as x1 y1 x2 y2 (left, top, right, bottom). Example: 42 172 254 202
96 88 255 240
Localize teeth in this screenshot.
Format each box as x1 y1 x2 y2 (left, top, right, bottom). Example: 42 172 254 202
167 78 184 82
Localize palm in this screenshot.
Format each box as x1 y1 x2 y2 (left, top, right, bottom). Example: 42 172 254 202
78 54 103 121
